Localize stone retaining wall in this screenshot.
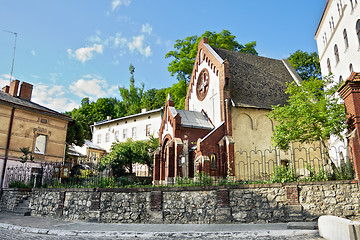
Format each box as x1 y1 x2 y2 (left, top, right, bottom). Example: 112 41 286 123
1 180 359 223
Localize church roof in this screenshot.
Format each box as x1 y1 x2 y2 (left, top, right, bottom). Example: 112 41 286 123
169 106 213 130
213 47 297 109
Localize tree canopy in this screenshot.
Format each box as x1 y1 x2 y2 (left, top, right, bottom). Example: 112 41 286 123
268 76 346 150
100 137 158 176
165 30 257 83
287 50 321 80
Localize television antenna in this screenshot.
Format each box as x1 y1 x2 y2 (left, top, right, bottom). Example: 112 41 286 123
3 30 18 84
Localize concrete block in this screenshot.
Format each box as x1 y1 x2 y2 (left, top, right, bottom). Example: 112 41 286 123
318 215 360 240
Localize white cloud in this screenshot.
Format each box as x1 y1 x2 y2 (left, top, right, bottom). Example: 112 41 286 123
141 23 152 35
0 74 13 88
31 50 36 56
128 35 152 57
67 44 103 63
69 75 117 100
32 84 78 112
111 0 131 11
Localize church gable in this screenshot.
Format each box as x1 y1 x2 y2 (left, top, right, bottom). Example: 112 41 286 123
186 38 227 128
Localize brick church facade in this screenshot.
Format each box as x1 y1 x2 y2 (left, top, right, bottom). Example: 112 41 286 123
153 38 302 185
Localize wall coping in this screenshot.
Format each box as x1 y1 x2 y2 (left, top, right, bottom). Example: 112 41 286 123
3 180 354 194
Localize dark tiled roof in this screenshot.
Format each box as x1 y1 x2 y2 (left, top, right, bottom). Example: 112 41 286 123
213 47 296 109
0 91 71 121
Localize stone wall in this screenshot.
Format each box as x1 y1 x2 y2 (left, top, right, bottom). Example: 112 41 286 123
1 180 359 223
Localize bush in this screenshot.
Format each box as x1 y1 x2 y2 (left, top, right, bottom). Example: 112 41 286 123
9 180 32 189
271 166 297 183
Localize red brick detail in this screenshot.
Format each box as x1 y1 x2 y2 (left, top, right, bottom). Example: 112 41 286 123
150 191 162 211
217 189 229 208
286 186 299 205
2 85 9 93
153 152 160 181
19 82 33 101
90 191 101 210
9 80 19 97
338 72 360 181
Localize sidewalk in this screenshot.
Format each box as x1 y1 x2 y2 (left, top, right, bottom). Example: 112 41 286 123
0 211 321 238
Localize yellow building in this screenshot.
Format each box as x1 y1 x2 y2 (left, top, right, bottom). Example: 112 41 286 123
0 80 71 187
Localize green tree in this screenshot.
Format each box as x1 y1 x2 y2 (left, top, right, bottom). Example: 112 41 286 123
287 50 321 80
141 88 167 111
268 76 346 151
66 119 85 146
119 64 145 115
165 30 257 83
165 80 187 109
101 138 158 176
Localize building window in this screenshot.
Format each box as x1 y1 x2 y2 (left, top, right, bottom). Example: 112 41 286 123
34 135 47 154
146 124 151 136
350 63 354 74
327 58 332 74
132 127 137 139
351 0 354 9
339 76 343 83
115 130 119 141
97 134 101 144
357 19 360 45
343 29 349 49
123 129 127 139
334 44 340 64
105 133 110 142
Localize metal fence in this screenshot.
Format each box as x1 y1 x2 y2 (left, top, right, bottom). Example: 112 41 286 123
4 157 152 188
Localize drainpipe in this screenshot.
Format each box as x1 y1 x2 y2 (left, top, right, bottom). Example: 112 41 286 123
0 107 15 197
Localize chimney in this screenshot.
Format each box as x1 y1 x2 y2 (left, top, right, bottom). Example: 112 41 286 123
9 80 20 97
2 85 9 93
141 108 147 113
19 82 33 101
106 116 112 121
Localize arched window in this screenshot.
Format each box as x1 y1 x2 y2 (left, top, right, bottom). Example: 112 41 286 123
327 58 332 74
357 19 360 45
343 29 349 49
350 63 354 73
351 0 354 10
334 44 340 63
339 76 343 83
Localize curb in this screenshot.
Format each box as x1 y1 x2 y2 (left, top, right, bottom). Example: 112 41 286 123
0 222 320 238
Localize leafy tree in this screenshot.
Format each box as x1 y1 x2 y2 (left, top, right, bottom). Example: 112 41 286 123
165 80 187 109
165 30 257 83
119 64 145 115
69 97 122 140
141 88 167 111
268 76 346 151
66 120 85 146
101 138 158 176
287 50 321 80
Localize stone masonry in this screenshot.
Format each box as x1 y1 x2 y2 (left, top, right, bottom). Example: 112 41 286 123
0 180 358 223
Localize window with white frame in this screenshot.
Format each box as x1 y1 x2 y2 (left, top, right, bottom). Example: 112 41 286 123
97 134 101 144
34 134 47 154
357 19 360 46
105 132 110 142
115 130 119 141
146 124 151 136
334 44 340 64
343 29 349 49
132 127 137 139
327 58 332 74
123 129 127 139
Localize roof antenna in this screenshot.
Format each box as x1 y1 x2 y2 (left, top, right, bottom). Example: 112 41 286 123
3 30 18 85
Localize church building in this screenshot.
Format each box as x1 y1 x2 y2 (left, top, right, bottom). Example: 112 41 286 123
153 38 302 185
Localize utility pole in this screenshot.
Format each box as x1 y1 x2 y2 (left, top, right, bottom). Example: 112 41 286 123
3 30 18 84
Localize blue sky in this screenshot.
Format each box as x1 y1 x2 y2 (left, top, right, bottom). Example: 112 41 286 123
0 0 326 112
